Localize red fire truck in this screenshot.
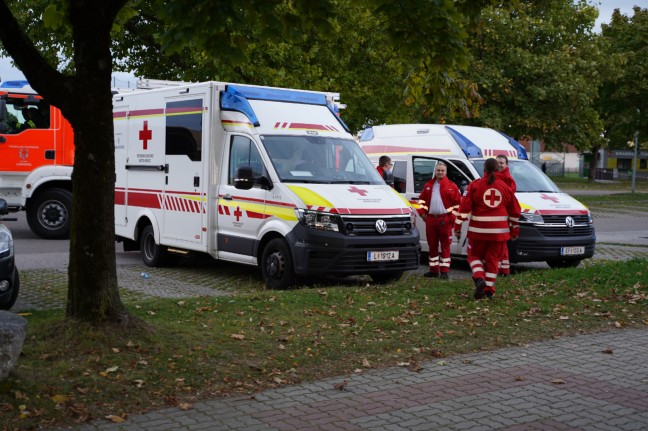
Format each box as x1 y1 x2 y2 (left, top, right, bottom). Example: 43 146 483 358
0 80 74 239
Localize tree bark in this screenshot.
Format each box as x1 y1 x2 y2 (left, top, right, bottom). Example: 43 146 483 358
0 0 130 324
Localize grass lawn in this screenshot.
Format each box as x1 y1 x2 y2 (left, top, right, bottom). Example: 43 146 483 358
1 258 646 429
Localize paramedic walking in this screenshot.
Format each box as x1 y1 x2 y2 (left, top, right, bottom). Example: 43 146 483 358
417 162 461 279
495 154 516 276
454 158 521 299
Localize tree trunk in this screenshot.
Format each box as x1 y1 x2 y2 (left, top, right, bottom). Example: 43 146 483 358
0 0 130 325
587 145 600 183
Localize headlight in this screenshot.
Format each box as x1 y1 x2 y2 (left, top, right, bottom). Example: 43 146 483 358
519 212 544 224
0 224 14 260
295 209 340 232
588 212 593 224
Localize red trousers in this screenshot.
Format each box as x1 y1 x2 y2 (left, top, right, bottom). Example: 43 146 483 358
499 245 510 275
425 214 452 274
467 239 507 294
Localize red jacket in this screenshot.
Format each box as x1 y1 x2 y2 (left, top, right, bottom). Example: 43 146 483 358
495 166 516 193
417 176 461 218
454 175 521 241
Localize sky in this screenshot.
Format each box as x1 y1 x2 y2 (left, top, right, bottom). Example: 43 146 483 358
0 1 644 84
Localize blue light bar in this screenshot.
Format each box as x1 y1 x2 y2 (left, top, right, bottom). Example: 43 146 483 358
326 101 351 133
445 126 482 158
226 84 327 105
221 88 260 126
0 80 30 88
498 131 528 160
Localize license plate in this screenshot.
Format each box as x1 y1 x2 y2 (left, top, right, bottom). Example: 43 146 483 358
561 246 585 256
367 250 399 262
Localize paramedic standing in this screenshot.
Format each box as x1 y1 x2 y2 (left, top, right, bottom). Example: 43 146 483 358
454 158 521 299
417 161 461 279
495 154 516 276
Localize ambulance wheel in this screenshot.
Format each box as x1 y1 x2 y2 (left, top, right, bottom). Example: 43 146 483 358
26 188 72 239
261 238 295 290
0 267 19 310
140 225 178 267
369 271 403 285
546 259 582 269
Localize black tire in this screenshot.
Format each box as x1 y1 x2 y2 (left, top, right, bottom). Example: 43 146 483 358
260 238 295 290
370 271 403 285
0 268 20 310
140 225 178 267
546 259 582 269
26 188 72 239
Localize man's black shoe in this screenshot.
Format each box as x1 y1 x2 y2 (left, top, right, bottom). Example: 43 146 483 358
440 272 449 280
485 291 494 300
473 278 486 299
424 272 440 278
498 273 510 277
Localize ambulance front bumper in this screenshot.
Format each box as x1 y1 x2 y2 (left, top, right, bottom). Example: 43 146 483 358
508 224 596 263
287 225 421 276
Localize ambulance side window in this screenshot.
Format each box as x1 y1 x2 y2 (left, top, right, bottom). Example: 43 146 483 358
229 135 267 185
165 99 202 161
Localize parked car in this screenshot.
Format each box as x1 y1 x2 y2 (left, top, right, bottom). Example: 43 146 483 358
0 198 19 310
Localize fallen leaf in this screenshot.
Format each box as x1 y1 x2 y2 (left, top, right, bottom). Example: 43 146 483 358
105 415 125 423
105 366 119 373
515 376 525 381
601 348 614 354
50 394 69 404
133 380 145 388
551 379 566 384
111 348 121 353
231 334 245 340
178 403 192 410
362 358 371 368
334 380 348 390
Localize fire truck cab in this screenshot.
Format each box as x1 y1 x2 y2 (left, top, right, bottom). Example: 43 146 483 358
0 80 74 239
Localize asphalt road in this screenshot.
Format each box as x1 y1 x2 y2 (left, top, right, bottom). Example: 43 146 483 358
5 193 648 272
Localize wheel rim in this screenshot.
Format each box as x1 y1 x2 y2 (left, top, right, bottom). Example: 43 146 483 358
265 250 284 279
39 201 67 229
143 234 156 261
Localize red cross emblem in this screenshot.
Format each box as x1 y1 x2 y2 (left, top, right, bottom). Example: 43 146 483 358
233 206 243 222
348 186 368 196
483 188 502 207
540 193 559 203
139 121 152 150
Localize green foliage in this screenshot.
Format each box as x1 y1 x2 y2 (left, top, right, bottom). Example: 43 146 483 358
600 6 648 148
457 0 619 153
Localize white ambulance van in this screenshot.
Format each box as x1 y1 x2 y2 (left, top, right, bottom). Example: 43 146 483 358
113 82 420 289
359 124 595 269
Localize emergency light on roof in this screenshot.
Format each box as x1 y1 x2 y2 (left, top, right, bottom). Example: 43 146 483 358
498 131 528 160
221 87 260 127
226 84 327 105
0 80 30 88
445 126 483 158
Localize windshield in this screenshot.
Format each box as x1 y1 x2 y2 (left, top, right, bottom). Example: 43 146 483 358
261 135 385 184
470 159 561 193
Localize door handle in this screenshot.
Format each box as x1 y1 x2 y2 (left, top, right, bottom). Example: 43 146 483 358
223 194 232 200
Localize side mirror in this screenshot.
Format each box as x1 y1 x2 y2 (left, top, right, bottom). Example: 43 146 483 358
460 180 468 195
234 166 254 190
0 198 8 216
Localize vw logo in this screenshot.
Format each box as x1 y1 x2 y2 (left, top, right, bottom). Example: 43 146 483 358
565 216 574 228
375 219 387 234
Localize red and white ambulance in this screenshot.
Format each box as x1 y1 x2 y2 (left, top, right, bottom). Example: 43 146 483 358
113 82 420 288
359 124 596 269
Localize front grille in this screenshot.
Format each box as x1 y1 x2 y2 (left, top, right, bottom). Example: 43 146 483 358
340 215 411 236
536 214 593 237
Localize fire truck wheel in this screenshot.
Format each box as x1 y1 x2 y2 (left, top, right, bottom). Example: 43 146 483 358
26 188 72 239
369 271 403 285
140 225 178 267
261 238 295 290
0 267 20 310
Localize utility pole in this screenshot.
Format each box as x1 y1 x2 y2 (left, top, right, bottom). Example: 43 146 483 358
632 129 638 193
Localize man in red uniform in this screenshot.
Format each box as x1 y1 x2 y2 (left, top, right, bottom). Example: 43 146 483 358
454 158 521 299
417 162 461 279
495 154 517 276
